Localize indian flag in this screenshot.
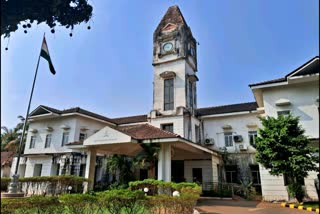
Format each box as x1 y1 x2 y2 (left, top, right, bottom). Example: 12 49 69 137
40 37 56 75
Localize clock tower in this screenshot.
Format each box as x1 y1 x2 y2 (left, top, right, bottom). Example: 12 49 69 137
150 5 200 140
151 5 198 116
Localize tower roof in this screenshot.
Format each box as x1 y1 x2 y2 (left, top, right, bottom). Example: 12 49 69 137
155 5 188 33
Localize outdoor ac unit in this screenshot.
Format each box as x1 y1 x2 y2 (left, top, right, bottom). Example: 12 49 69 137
204 138 214 145
239 144 247 151
233 135 243 142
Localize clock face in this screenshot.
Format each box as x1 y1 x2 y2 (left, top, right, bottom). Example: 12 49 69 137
163 42 173 52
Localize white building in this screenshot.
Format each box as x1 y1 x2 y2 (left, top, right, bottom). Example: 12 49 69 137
10 6 319 201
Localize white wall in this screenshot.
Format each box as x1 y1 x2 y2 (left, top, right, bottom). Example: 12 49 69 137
24 116 107 155
202 112 260 153
150 115 185 136
153 60 194 113
184 160 213 183
259 164 289 201
263 81 319 138
24 156 53 177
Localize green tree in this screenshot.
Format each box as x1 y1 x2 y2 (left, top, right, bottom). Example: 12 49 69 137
255 114 319 202
1 115 28 153
133 143 160 179
104 155 135 186
1 0 93 38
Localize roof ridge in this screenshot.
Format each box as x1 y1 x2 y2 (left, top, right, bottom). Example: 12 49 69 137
112 114 147 119
197 101 257 110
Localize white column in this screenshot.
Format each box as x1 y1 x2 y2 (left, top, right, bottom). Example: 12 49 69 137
157 143 171 182
211 155 219 183
84 149 96 192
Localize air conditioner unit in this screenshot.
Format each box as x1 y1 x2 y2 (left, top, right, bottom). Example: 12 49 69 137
233 135 243 142
204 138 214 145
238 144 247 151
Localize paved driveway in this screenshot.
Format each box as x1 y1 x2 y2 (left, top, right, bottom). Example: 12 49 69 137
196 199 314 214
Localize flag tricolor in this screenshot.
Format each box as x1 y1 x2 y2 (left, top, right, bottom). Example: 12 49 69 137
40 37 56 75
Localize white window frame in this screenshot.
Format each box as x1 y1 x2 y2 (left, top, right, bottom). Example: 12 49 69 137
29 136 36 149
224 132 233 147
45 134 52 148
61 132 69 146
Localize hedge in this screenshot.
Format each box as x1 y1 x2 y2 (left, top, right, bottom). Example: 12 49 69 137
1 180 201 214
1 175 89 195
128 179 201 196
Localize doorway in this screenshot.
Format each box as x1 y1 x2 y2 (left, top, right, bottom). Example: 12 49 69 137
172 160 185 182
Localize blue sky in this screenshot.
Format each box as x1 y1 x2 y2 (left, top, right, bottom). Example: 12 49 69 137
1 0 319 128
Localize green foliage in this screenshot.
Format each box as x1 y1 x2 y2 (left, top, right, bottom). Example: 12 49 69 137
1 116 26 152
287 183 305 203
96 189 146 214
1 177 11 191
1 180 201 213
129 179 201 196
255 114 319 202
1 0 93 38
202 183 233 197
148 193 199 214
133 143 160 178
238 180 256 200
104 155 135 186
1 175 88 195
59 193 97 213
1 196 61 214
256 114 319 178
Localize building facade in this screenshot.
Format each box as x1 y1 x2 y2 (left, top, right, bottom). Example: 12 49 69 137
9 6 319 201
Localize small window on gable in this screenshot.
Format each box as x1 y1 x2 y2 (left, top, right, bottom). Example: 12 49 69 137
79 133 87 142
277 110 290 117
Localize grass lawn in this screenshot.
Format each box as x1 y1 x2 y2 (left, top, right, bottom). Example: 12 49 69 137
303 202 319 209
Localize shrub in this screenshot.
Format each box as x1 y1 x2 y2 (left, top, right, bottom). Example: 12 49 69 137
1 177 10 192
97 189 146 214
59 193 97 214
148 193 199 214
1 175 89 196
287 183 305 203
1 196 61 214
129 179 201 196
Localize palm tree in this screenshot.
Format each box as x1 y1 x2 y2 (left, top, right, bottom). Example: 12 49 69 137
1 126 20 152
1 115 28 153
133 143 160 179
104 155 135 185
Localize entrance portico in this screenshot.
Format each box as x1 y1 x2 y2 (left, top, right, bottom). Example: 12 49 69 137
67 123 220 191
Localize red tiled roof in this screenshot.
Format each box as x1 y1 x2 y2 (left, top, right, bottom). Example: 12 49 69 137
112 114 148 125
154 5 187 37
1 151 15 166
117 123 180 140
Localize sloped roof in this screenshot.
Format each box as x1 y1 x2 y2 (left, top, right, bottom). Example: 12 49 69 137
30 105 115 124
196 102 258 116
155 5 187 34
112 114 148 125
249 56 319 87
1 151 15 166
117 123 180 140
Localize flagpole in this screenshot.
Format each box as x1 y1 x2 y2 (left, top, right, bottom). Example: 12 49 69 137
8 33 45 194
